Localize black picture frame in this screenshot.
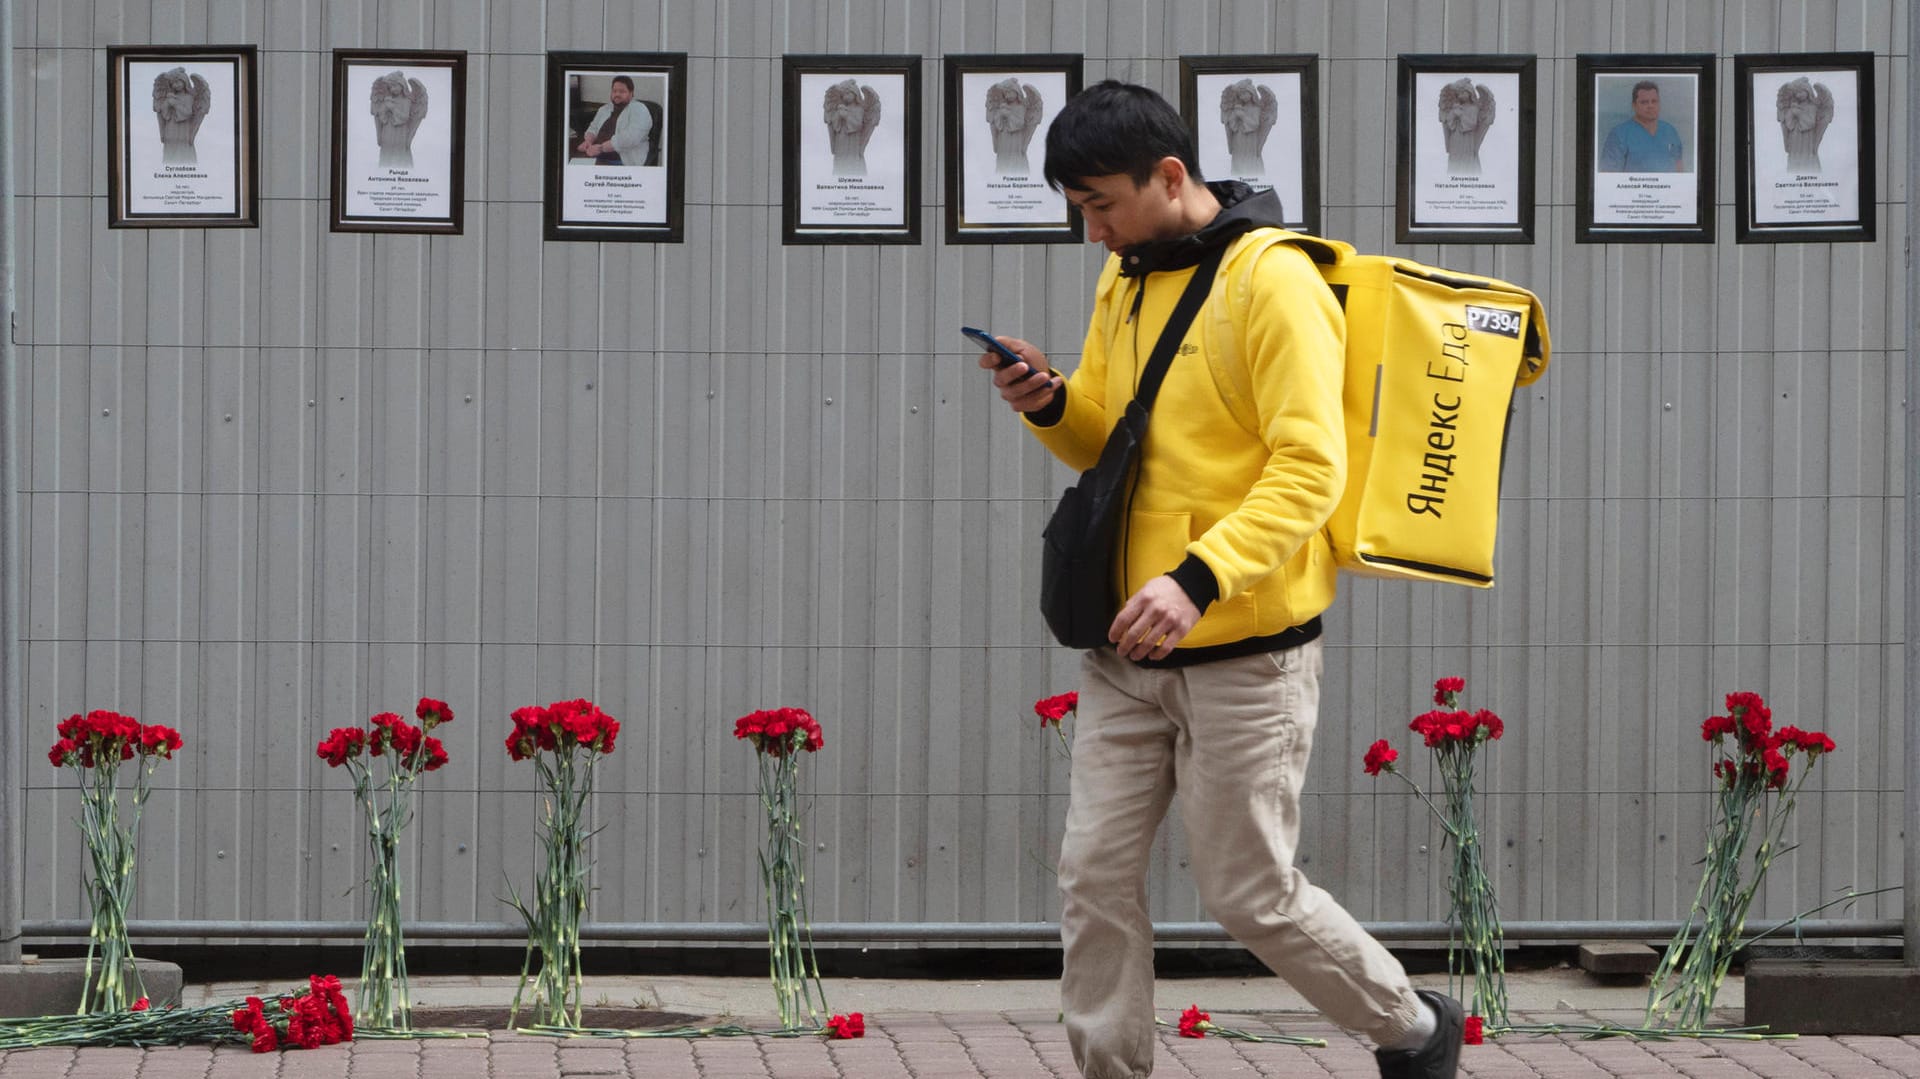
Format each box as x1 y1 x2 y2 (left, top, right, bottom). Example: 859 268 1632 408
543 51 687 243
106 44 259 228
942 53 1083 245
329 50 467 235
781 54 922 245
1177 54 1320 235
1395 54 1536 244
1733 52 1875 243
1575 53 1716 243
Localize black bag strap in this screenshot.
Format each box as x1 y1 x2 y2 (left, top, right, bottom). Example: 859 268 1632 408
1130 247 1226 412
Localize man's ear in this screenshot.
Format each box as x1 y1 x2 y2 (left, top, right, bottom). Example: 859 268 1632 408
1154 155 1190 199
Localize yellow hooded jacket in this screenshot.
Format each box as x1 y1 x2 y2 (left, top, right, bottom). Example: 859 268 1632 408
1024 225 1347 652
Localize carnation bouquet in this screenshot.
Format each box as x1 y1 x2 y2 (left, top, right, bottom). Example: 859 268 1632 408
0 975 351 1052
1645 691 1836 1030
46 710 184 1013
315 698 453 1029
1363 676 1509 1028
504 698 620 1029
733 707 829 1030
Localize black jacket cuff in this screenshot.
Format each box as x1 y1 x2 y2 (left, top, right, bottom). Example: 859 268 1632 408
1024 381 1067 427
1168 554 1220 611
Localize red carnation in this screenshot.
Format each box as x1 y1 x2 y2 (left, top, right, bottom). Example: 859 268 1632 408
315 727 368 767
1409 710 1451 747
1034 692 1079 727
556 700 602 746
370 713 424 761
506 705 546 760
826 1011 865 1038
1433 676 1466 706
1464 1015 1484 1044
735 707 824 756
1363 739 1398 776
138 724 184 758
287 998 323 1049
1178 1004 1210 1038
1726 691 1772 745
249 1018 279 1053
420 736 449 772
1701 715 1735 742
131 997 150 1011
416 697 453 729
47 738 75 768
1472 709 1504 741
331 992 354 1040
1762 747 1791 790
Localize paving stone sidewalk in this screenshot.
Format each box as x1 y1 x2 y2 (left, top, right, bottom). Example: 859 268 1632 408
5 1006 1920 1078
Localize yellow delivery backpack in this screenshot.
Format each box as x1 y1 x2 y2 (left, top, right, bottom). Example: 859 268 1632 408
1202 230 1550 587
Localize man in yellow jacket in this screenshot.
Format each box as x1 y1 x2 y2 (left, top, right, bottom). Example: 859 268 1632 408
979 81 1463 1079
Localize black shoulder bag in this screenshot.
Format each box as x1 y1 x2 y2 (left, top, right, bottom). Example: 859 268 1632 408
1039 249 1224 650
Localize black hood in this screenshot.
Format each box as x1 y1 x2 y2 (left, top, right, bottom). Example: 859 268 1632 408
1115 181 1287 278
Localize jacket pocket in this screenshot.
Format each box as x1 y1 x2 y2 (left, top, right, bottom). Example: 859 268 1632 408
1122 510 1193 595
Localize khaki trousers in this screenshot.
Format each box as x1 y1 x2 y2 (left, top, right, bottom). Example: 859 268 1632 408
1059 640 1422 1078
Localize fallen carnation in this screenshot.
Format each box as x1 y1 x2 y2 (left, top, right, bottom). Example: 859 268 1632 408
1178 1004 1210 1038
249 1020 278 1053
1464 1015 1484 1044
826 1012 865 1039
131 997 149 1011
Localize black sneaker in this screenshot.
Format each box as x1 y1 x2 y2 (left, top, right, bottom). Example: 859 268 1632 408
1374 990 1464 1079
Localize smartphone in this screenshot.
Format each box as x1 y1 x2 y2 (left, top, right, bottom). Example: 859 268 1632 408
961 326 1037 374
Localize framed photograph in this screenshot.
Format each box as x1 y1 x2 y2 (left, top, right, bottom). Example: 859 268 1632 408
329 50 467 234
1734 52 1874 243
106 45 258 228
543 51 687 243
1178 55 1319 235
781 55 922 245
1395 54 1535 243
1576 54 1716 243
943 54 1083 245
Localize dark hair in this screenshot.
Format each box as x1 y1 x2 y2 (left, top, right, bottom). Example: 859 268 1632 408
1630 80 1659 101
612 75 636 93
1043 80 1200 192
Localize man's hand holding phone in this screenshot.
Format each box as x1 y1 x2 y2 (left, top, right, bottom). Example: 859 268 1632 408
964 326 1057 413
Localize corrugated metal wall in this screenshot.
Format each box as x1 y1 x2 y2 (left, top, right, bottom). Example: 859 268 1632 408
8 0 1906 939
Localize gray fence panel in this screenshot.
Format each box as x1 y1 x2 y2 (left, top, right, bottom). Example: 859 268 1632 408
7 0 1907 942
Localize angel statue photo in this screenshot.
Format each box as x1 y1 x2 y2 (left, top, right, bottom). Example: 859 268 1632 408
370 71 431 169
1775 76 1834 172
151 66 211 165
1218 78 1278 176
984 77 1044 174
822 79 882 176
1437 76 1496 175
